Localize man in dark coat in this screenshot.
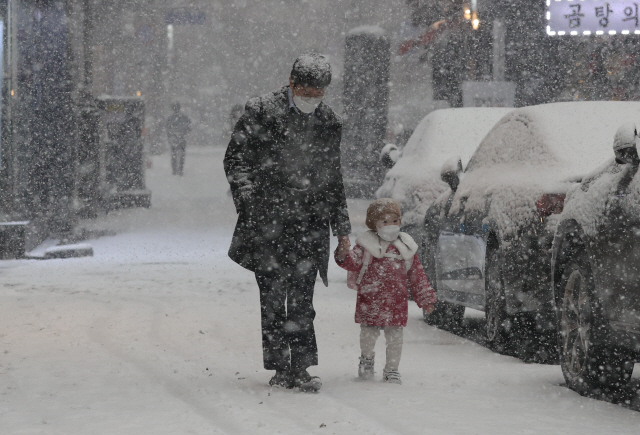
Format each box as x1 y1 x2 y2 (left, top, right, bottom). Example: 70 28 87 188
224 53 351 392
166 102 192 176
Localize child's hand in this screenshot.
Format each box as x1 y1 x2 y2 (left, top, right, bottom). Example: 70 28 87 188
423 303 435 314
335 236 350 262
335 246 348 262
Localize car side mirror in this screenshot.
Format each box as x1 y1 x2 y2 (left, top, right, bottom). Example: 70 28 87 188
380 143 402 169
441 157 463 193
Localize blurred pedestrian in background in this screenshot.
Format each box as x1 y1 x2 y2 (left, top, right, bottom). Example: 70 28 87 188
166 102 192 176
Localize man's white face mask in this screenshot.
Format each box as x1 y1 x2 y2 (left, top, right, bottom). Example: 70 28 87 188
377 225 400 242
293 95 323 114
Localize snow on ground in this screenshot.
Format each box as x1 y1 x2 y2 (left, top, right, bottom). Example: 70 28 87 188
1 146 640 434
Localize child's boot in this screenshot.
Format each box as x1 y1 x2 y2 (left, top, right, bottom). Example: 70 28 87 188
358 356 375 380
383 369 402 385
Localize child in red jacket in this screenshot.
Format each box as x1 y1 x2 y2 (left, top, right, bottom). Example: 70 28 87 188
335 198 436 384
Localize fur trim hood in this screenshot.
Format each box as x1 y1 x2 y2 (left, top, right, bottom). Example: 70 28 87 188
355 230 418 260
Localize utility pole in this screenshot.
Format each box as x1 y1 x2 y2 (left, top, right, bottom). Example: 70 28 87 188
492 19 506 81
83 0 92 91
76 0 101 218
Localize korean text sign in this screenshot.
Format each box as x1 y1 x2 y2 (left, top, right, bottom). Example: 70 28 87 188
547 0 640 35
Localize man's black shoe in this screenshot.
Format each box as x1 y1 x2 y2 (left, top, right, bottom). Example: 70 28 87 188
268 370 293 388
292 369 322 392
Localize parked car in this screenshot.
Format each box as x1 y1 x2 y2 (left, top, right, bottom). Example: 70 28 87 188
421 102 640 356
551 122 640 394
377 107 512 243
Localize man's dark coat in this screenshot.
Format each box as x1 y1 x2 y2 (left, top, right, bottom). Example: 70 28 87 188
224 87 351 286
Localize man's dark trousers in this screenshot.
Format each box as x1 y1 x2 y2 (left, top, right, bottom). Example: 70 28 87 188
255 228 319 373
256 263 318 373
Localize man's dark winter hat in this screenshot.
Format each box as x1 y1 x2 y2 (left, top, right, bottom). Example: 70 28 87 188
290 53 332 88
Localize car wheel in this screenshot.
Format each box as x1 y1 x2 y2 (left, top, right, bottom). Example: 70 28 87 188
558 251 634 394
424 300 464 333
485 247 513 352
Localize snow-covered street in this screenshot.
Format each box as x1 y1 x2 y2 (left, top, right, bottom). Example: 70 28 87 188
2 146 640 434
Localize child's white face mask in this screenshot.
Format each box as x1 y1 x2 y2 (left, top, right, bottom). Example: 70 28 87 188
377 225 400 242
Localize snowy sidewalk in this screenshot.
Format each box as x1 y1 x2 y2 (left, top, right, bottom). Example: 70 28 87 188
1 147 639 434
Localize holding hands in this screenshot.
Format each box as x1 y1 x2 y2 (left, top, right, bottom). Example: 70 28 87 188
335 235 351 262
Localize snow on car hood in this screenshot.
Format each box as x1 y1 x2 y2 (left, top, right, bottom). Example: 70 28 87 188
561 156 640 238
376 107 512 226
450 101 640 239
560 158 627 237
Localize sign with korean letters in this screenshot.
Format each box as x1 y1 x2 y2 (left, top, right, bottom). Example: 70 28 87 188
547 0 640 35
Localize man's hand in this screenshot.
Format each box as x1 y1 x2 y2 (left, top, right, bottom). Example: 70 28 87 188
423 303 435 314
234 183 253 214
237 183 253 201
335 235 351 262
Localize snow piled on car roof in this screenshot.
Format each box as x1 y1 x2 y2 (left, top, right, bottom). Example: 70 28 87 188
451 101 640 240
467 101 640 175
376 107 512 226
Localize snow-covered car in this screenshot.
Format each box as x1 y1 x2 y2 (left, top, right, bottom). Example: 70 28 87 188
551 123 640 394
376 107 513 242
421 102 640 356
